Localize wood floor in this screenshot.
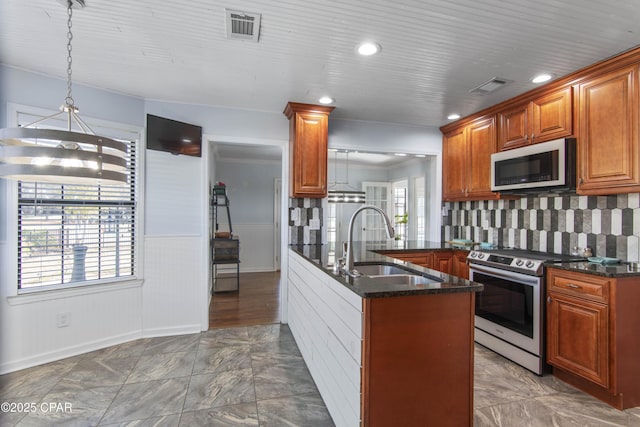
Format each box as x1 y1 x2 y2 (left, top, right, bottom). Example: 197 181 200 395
209 271 281 329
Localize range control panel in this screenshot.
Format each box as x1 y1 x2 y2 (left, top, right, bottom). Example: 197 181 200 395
467 251 545 276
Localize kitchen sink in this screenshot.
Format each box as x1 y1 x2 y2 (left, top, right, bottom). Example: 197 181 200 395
358 274 441 286
353 263 442 286
353 263 416 276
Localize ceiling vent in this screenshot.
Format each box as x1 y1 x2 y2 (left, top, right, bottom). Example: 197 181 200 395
225 9 261 42
469 77 512 95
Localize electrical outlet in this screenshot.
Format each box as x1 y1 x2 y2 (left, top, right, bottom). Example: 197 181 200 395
57 312 70 328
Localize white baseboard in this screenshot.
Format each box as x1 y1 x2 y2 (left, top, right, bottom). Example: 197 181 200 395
0 331 142 374
239 267 278 273
142 324 203 338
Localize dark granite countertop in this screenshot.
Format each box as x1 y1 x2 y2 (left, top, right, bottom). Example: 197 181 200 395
363 240 477 252
289 242 483 299
546 261 640 278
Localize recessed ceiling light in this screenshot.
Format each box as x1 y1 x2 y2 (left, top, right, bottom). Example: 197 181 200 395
357 42 381 56
415 154 426 158
394 153 407 157
532 73 553 84
447 114 461 120
318 96 334 105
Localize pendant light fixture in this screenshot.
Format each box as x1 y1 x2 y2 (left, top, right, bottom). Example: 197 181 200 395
0 0 129 185
327 150 366 204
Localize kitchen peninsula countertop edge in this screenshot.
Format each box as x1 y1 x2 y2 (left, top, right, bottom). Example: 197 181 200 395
289 242 484 298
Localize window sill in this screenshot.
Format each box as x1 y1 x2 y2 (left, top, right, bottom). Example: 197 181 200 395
6 278 144 306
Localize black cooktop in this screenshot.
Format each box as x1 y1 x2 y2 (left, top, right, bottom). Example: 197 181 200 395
478 248 586 263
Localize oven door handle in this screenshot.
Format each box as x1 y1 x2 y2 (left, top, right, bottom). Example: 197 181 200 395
469 265 541 286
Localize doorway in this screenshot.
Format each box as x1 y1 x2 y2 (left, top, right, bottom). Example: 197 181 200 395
209 142 285 328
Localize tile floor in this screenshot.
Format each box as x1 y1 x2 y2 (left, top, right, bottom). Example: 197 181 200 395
0 324 638 426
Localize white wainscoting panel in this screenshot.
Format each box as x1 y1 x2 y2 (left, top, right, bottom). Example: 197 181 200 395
288 250 362 427
0 282 143 374
232 223 275 272
143 235 204 336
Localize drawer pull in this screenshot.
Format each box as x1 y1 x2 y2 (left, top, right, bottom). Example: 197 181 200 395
566 283 582 289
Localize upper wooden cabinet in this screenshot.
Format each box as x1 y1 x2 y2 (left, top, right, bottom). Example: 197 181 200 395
576 64 640 195
283 102 335 198
443 116 498 201
498 87 573 151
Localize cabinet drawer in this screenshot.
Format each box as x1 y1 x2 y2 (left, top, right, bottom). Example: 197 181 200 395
547 269 610 303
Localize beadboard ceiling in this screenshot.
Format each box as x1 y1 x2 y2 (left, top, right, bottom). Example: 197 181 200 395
1 0 639 127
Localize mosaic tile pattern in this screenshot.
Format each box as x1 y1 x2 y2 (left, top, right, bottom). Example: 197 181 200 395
288 198 323 245
442 193 640 262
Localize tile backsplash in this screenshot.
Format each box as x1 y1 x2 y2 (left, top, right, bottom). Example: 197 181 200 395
289 198 323 245
442 193 640 262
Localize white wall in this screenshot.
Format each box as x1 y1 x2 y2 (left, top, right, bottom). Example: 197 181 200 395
214 158 282 272
329 118 442 155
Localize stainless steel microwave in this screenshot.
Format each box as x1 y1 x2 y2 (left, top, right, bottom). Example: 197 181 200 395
491 138 576 193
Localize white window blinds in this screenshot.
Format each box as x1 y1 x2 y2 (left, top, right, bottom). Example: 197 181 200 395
17 142 137 289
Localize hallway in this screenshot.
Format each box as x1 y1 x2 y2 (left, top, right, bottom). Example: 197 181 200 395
209 271 280 329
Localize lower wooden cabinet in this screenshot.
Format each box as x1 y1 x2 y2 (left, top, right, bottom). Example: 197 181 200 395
452 250 470 280
432 251 453 273
380 251 433 268
547 291 609 387
362 292 474 426
377 249 470 278
546 268 640 409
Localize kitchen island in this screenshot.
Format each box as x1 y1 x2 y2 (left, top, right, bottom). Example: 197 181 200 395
287 243 483 427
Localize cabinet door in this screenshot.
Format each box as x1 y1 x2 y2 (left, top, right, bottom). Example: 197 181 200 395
498 103 530 150
467 116 497 198
291 111 329 197
532 87 573 143
452 250 469 279
442 127 468 201
577 64 640 195
432 251 453 274
547 292 609 387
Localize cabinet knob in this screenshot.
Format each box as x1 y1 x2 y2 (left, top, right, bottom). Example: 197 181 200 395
566 283 582 289
547 295 552 304
530 133 535 141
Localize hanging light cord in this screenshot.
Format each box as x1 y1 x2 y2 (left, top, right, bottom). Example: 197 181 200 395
65 1 75 112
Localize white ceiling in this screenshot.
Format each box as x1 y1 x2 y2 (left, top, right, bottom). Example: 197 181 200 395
1 0 640 128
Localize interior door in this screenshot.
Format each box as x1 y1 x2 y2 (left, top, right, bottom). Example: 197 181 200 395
362 182 392 241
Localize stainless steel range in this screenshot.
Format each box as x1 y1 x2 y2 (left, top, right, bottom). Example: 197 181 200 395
467 248 584 375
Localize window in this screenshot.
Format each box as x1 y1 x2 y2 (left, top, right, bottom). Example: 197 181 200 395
326 202 337 265
362 181 392 241
392 180 408 241
13 110 138 291
413 176 426 240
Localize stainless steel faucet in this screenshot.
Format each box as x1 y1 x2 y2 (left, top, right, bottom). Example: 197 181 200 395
344 205 395 277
